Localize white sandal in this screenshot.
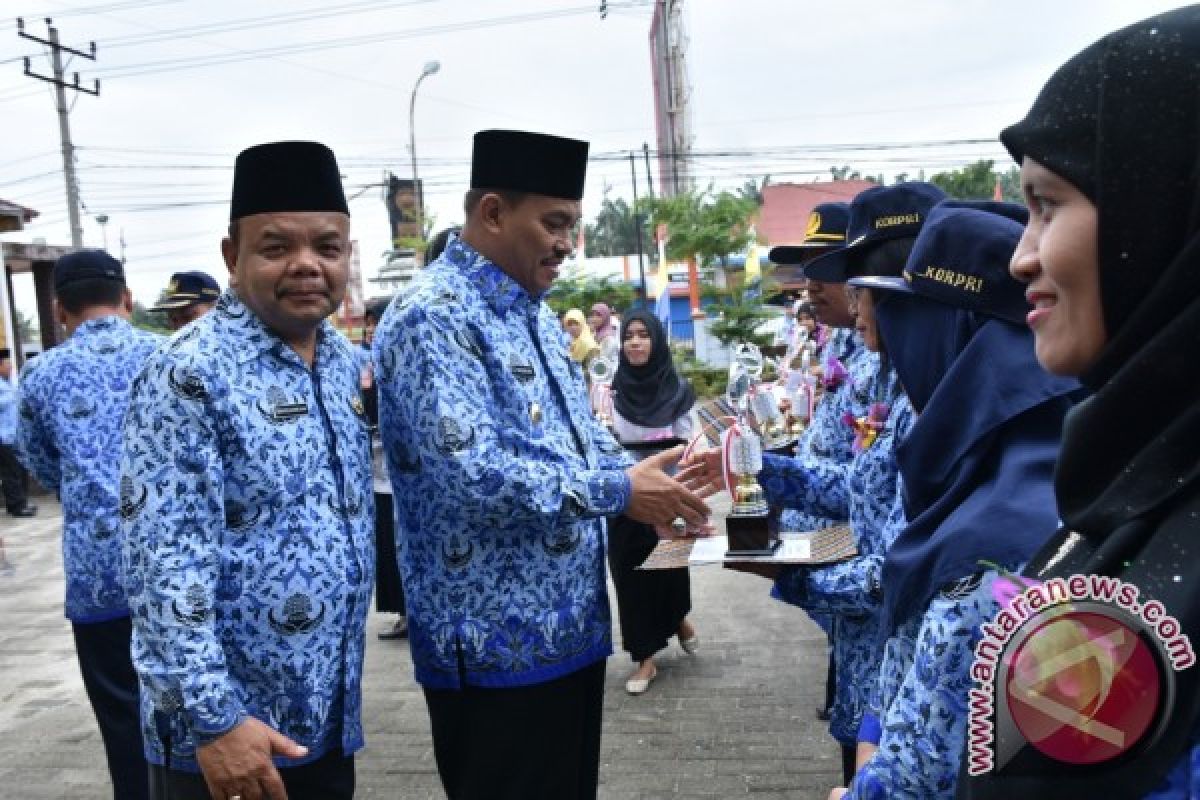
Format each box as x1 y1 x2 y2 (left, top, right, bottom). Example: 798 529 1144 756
680 634 700 655
625 664 657 695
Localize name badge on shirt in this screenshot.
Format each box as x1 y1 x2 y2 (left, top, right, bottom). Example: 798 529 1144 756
257 399 309 423
273 401 309 420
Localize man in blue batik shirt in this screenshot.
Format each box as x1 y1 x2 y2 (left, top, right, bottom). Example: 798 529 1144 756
121 141 373 800
375 129 711 800
17 249 161 800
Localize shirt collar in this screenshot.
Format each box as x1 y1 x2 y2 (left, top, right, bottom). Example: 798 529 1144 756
443 235 541 318
70 314 128 340
216 290 341 367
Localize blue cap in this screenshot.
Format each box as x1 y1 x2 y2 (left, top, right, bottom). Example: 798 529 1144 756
53 249 125 292
848 200 1032 325
768 202 850 264
150 271 221 311
803 182 947 283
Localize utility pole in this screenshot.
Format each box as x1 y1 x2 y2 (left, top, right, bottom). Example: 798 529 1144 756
18 18 99 250
642 142 655 200
649 0 691 197
629 152 646 307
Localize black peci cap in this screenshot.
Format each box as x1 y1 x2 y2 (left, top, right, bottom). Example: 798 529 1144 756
230 141 349 221
470 130 589 201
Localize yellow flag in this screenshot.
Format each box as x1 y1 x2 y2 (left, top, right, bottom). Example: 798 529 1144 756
745 241 761 283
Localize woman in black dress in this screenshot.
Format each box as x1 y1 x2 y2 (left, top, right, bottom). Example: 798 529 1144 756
607 310 699 694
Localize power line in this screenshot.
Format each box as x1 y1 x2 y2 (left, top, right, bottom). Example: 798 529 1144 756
97 0 428 49
18 16 100 248
1 0 184 30
89 3 650 80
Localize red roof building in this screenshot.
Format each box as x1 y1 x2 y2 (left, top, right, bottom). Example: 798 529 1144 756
757 180 875 291
758 180 876 247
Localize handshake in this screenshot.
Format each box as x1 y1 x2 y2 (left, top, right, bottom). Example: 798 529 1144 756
623 444 731 539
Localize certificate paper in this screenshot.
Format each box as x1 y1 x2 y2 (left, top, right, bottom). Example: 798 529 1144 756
638 525 856 570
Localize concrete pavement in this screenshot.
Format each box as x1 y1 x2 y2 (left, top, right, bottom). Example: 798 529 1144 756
0 501 841 798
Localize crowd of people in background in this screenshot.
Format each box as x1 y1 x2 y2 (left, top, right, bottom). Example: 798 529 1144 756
1 6 1199 800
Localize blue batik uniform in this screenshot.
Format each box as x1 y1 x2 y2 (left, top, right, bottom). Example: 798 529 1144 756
16 315 161 623
780 329 870 534
764 368 914 745
850 571 1003 799
121 291 374 771
0 373 17 446
375 235 633 690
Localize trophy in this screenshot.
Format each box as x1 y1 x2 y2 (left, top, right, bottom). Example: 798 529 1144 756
733 342 795 454
723 353 782 557
784 349 816 436
588 354 617 428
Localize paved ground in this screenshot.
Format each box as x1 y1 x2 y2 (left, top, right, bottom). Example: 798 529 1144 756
0 500 840 799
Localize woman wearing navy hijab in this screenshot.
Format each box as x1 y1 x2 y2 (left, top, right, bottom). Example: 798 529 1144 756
962 7 1200 799
829 202 1080 799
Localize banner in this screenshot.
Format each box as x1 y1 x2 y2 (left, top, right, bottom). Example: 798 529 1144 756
387 174 423 247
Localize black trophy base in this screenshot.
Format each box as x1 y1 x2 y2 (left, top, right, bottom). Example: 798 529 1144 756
726 511 782 557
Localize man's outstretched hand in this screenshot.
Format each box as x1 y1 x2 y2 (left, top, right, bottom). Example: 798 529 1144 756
624 445 712 531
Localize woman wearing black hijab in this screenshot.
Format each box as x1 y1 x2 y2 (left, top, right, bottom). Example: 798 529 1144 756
961 7 1200 799
607 310 698 695
827 202 1080 800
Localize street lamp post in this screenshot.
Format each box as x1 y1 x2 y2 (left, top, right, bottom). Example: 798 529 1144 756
409 60 440 263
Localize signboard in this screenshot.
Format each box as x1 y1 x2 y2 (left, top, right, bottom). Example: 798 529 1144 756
387 175 423 247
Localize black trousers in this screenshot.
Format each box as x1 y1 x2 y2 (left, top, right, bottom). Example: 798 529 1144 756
423 660 606 800
148 749 355 800
373 492 406 614
607 515 691 663
841 743 857 786
73 616 149 800
0 443 28 511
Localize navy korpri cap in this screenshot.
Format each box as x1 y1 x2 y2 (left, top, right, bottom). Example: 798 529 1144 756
150 271 221 311
768 202 850 264
230 141 349 221
53 249 125 292
471 130 589 201
848 200 1032 325
804 182 947 283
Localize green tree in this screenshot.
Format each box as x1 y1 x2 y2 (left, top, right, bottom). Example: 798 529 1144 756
641 188 774 348
929 159 1023 203
583 193 648 257
130 301 170 334
701 277 776 349
544 272 638 318
642 188 756 269
996 165 1022 203
737 175 771 207
13 308 38 344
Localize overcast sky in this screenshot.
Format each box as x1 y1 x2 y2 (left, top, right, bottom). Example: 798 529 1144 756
0 0 1190 313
